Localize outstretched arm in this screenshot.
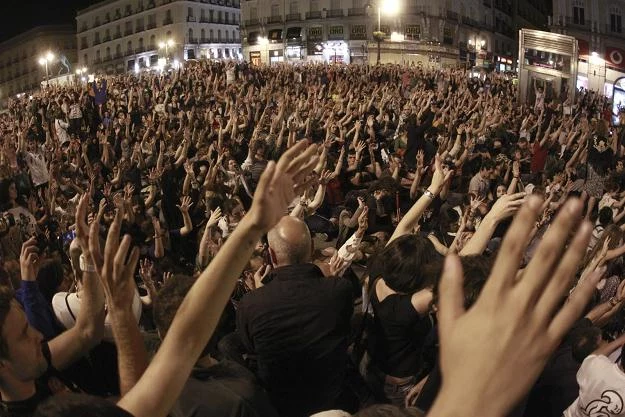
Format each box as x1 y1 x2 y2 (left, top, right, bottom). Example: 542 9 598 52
117 141 319 417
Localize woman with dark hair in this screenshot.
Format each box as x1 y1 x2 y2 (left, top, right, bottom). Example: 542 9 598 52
363 154 450 405
367 234 441 405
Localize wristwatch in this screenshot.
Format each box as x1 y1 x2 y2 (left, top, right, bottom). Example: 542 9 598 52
79 254 96 273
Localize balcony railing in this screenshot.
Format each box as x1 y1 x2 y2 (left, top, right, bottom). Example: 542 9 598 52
80 43 89 50
188 16 197 22
114 32 122 39
135 47 146 53
163 18 173 25
446 10 458 20
327 9 344 17
564 16 591 29
348 7 365 16
286 13 301 21
124 29 133 36
93 58 102 64
136 26 145 32
306 11 322 19
189 37 199 43
104 54 112 61
147 22 156 29
406 5 427 15
103 35 111 42
94 39 101 45
245 18 260 25
200 17 209 22
267 15 283 23
115 52 123 59
79 25 88 33
200 37 210 43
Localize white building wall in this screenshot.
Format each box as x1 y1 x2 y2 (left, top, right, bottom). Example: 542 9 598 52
77 0 242 74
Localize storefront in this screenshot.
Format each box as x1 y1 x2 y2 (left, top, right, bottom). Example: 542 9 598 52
249 51 261 65
268 48 284 64
323 41 349 63
495 56 513 72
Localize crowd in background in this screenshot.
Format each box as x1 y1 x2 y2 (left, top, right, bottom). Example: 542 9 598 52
0 59 625 417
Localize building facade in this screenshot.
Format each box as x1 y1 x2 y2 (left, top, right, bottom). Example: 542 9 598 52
240 0 546 68
550 0 625 95
77 0 242 74
0 25 77 102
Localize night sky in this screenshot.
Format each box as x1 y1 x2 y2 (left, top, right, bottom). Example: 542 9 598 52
0 0 96 43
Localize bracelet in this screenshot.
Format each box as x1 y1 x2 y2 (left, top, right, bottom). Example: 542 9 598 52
79 254 96 273
424 189 435 200
610 297 620 307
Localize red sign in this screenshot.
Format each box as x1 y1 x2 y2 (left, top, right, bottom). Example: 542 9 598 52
606 46 625 70
577 38 589 57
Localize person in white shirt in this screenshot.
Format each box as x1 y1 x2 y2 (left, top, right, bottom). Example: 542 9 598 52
565 331 625 417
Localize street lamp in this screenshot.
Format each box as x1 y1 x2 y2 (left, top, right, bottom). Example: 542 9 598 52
159 39 175 60
367 0 400 65
258 36 269 65
38 52 54 87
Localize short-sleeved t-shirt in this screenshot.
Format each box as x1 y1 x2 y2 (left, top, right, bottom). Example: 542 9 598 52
564 354 625 417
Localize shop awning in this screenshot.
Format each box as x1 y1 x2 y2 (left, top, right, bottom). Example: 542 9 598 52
247 31 259 45
269 29 283 42
286 27 302 40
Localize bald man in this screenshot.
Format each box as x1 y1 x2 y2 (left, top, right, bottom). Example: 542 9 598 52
236 216 356 417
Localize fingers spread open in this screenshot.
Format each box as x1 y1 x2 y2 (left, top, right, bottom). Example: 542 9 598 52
485 196 543 296
276 140 307 173
437 254 465 345
115 235 132 274
520 199 583 302
534 220 591 324
105 206 124 263
254 161 276 199
548 265 604 343
89 219 104 271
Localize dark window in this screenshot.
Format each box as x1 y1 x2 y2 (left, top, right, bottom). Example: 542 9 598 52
611 13 622 32
573 6 585 25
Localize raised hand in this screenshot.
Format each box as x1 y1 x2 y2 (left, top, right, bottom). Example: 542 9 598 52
253 264 272 289
328 252 349 277
247 140 319 232
319 170 335 185
19 237 40 282
207 207 223 228
176 196 194 213
88 204 139 311
431 198 602 417
486 192 525 222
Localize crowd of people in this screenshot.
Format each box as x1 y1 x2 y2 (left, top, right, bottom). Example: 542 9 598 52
0 59 625 417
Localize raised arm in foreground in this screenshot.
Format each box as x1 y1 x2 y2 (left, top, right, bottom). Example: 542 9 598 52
117 141 319 417
429 197 602 417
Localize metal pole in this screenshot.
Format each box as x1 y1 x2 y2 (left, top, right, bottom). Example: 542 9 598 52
45 61 49 86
